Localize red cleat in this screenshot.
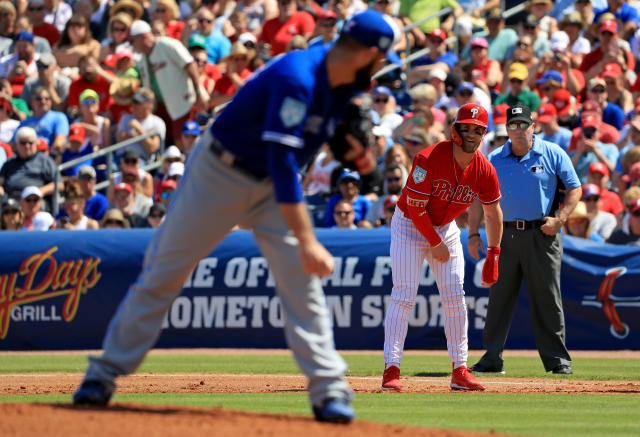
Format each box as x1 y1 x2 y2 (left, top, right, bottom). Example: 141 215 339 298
382 365 403 391
451 365 485 391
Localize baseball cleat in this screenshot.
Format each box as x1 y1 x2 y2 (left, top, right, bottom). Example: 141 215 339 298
469 362 505 375
312 398 354 424
551 364 573 374
73 380 113 406
451 365 485 391
381 365 403 391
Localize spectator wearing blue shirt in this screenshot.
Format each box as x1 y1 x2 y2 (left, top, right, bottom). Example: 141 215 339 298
307 10 339 49
61 125 94 177
469 103 582 375
325 169 371 227
538 103 572 153
194 8 231 64
594 0 640 39
586 77 625 130
77 165 108 221
408 28 458 85
14 87 69 156
570 113 619 184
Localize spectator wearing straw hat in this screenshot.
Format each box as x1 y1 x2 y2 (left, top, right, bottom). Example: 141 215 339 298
525 0 558 42
152 0 184 40
210 42 254 108
107 77 138 125
558 12 591 68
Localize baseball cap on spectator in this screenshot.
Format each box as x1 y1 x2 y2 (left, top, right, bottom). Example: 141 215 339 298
495 124 508 138
485 7 503 20
494 103 509 124
537 103 557 123
317 10 338 20
149 203 166 215
560 11 585 29
600 19 618 34
114 182 133 194
588 77 606 90
1 198 20 214
110 0 143 20
507 104 533 124
79 88 99 105
536 70 563 86
470 37 488 49
168 161 185 178
629 199 640 214
445 71 461 96
373 86 391 96
129 19 152 37
454 16 473 37
78 165 97 179
15 31 34 43
188 33 207 50
429 68 447 82
340 10 402 65
458 82 474 94
581 183 601 199
69 124 86 143
122 148 140 161
552 89 571 116
582 113 601 129
589 162 610 177
238 32 257 46
338 169 361 185
508 62 528 81
582 99 602 114
601 63 623 79
104 47 134 68
523 13 538 28
623 162 640 183
372 125 391 138
550 31 569 52
36 52 57 68
37 138 48 152
100 208 130 228
428 28 447 42
132 88 155 103
32 212 54 231
384 194 399 210
182 120 200 136
161 179 177 193
21 185 42 200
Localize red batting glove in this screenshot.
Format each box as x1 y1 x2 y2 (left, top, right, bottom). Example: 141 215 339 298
482 247 501 285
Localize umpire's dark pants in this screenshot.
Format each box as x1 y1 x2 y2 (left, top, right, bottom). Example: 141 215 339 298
477 227 572 371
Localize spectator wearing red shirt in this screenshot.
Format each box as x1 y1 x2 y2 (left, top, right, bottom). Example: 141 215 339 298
469 37 502 94
259 0 314 56
151 0 184 40
188 34 222 85
26 0 60 48
579 20 634 81
552 88 579 129
210 42 254 109
587 161 624 217
67 56 116 117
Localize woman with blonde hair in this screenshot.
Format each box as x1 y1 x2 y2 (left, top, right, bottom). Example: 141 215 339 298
384 144 412 174
99 12 133 66
53 14 100 72
152 0 184 40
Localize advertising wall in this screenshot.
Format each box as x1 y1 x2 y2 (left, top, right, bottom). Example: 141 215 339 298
1 228 638 350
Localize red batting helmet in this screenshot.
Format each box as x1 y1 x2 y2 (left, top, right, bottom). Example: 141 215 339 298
452 103 489 147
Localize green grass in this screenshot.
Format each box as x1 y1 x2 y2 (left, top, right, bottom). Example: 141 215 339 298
1 392 638 437
1 353 638 381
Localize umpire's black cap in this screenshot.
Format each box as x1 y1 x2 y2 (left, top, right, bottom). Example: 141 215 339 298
507 104 533 124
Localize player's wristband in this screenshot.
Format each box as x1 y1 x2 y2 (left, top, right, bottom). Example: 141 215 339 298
469 233 480 239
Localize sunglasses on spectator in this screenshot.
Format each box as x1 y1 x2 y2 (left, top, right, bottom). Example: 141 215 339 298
36 62 50 69
374 96 389 104
590 87 606 94
19 139 36 145
79 174 93 181
387 177 401 183
123 158 138 165
112 26 128 33
34 96 51 101
541 86 554 93
104 219 125 226
334 210 353 216
524 24 536 30
82 98 97 105
149 212 165 219
517 41 530 48
583 196 600 202
510 78 523 84
120 7 138 14
243 41 256 49
508 122 530 130
155 8 167 13
24 197 40 203
198 18 214 24
28 6 45 11
231 56 247 62
161 191 174 199
320 20 337 27
459 91 473 97
601 31 614 37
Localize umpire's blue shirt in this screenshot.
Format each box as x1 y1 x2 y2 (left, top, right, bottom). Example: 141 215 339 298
211 46 358 204
488 134 581 221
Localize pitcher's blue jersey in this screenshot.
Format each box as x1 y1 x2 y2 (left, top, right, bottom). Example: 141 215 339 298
211 45 359 203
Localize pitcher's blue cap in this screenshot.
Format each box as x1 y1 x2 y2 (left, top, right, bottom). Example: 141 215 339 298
341 10 402 66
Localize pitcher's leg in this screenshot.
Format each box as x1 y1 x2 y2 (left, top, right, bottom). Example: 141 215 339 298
384 211 428 367
251 200 352 406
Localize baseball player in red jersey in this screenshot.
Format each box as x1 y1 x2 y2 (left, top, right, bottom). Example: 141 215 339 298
382 103 504 391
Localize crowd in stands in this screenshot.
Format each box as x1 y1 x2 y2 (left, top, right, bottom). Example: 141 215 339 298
0 0 640 246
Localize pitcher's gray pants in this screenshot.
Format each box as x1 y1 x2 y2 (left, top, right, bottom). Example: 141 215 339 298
84 133 353 406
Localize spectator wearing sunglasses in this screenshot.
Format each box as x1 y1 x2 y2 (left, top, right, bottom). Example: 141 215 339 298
187 7 231 64
74 88 111 151
581 183 617 240
331 198 357 229
152 0 184 40
607 198 640 246
26 0 60 47
495 62 540 112
99 13 134 67
402 127 431 162
371 86 402 132
362 164 406 228
519 13 550 59
75 164 108 221
580 19 635 81
139 202 166 228
593 0 639 41
210 42 254 109
537 103 571 152
584 77 625 131
20 185 55 230
569 113 618 184
100 207 130 229
20 52 69 112
325 169 370 228
308 10 339 49
108 148 154 201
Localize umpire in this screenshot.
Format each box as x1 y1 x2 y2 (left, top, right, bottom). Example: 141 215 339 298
468 104 581 375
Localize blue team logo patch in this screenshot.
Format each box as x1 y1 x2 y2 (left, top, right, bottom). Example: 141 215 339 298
279 97 307 128
412 166 427 184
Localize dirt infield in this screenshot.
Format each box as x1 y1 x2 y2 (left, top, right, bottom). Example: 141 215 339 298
2 350 639 436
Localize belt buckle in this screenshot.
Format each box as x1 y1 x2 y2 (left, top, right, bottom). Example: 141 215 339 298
516 220 525 231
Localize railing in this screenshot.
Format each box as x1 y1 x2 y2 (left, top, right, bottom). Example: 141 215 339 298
53 131 161 216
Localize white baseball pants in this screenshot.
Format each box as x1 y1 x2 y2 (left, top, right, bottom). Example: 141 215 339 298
384 208 468 368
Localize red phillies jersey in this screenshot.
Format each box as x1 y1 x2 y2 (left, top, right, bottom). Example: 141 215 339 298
397 140 501 226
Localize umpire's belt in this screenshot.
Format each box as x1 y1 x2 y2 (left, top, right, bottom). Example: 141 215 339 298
503 219 545 231
210 137 267 180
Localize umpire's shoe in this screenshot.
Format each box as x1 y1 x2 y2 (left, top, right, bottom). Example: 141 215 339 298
73 380 113 406
469 362 506 375
313 398 355 424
